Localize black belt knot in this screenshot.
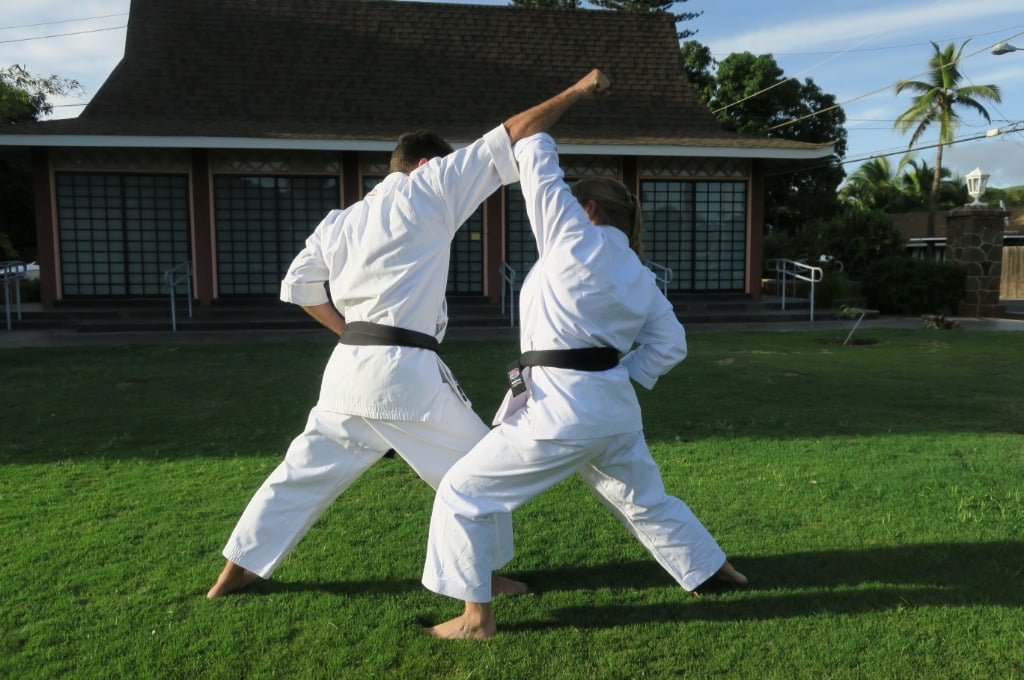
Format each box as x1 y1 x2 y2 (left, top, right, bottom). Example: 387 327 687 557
339 321 439 352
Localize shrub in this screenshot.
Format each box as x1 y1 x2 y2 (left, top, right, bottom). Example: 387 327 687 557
811 206 906 279
861 256 966 315
816 269 854 308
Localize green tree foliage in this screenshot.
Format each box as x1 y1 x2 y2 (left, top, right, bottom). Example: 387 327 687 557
510 0 581 7
1 65 80 124
862 255 966 315
510 0 700 37
1 65 83 257
812 206 906 279
840 154 966 212
681 45 848 236
985 186 1024 208
894 40 1001 236
839 156 906 212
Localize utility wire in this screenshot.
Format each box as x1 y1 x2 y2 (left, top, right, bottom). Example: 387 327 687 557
764 121 1024 178
0 25 126 45
0 13 128 31
767 30 1024 133
713 33 880 116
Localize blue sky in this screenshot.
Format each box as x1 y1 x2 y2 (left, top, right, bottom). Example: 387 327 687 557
3 0 1023 188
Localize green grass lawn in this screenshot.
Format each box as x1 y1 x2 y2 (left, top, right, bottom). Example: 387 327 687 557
1 328 1022 678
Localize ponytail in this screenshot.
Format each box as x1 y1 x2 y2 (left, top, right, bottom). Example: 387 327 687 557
571 177 645 257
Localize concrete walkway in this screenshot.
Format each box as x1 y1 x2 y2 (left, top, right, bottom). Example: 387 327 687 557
2 311 1023 349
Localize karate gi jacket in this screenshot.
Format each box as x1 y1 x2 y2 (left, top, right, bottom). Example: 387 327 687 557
495 132 688 439
280 125 519 421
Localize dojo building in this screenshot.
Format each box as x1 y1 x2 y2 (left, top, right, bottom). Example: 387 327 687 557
0 0 833 310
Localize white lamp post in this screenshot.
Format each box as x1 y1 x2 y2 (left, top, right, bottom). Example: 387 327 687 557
992 42 1020 55
965 167 990 206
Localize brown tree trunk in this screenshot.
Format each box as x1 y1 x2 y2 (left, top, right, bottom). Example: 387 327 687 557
928 143 944 238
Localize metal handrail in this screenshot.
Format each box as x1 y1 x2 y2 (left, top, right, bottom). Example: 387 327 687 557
645 259 673 296
164 261 194 332
499 261 518 328
1 261 27 331
766 258 823 322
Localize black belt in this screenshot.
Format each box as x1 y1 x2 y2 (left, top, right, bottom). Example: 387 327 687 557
507 347 619 396
518 347 620 371
338 321 439 352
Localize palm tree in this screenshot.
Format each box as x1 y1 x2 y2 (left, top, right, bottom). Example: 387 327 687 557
893 40 1001 236
840 155 909 211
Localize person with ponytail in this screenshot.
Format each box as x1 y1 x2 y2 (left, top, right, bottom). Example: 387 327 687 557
422 70 747 640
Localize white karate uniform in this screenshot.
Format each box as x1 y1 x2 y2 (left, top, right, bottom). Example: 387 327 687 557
422 132 726 604
221 126 519 579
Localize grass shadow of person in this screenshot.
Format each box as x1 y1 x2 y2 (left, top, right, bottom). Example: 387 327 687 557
501 540 1024 632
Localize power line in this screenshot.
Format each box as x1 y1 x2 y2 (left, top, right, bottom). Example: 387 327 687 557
0 13 128 31
766 31 1024 134
765 121 1024 178
0 25 126 45
717 23 1024 57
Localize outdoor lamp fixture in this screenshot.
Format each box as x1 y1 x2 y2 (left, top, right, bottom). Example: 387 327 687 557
965 167 990 206
992 42 1020 55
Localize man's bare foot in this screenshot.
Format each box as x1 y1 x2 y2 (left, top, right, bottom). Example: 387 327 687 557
692 560 748 598
492 574 530 596
426 602 496 640
206 561 261 599
714 560 748 585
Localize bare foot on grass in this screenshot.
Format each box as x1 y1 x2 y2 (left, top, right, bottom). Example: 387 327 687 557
426 602 496 640
206 561 261 599
692 560 748 598
714 560 748 585
492 574 530 596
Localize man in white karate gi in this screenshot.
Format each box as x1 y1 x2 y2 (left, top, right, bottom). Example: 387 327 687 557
422 70 747 639
207 74 608 600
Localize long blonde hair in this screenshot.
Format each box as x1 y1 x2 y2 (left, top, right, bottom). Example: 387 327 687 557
571 177 644 257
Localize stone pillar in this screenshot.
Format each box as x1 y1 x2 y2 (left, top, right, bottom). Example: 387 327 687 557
945 205 1008 317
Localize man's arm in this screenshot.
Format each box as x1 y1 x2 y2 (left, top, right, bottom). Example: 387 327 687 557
302 302 346 336
503 69 610 145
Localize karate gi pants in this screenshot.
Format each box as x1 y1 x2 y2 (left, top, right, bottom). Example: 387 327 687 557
222 390 514 579
422 407 726 603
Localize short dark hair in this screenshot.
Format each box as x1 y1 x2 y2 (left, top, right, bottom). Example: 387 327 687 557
389 130 453 173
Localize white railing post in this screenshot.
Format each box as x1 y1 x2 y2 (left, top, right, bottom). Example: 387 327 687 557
164 261 194 332
500 262 518 327
766 258 822 322
644 260 673 296
2 261 27 331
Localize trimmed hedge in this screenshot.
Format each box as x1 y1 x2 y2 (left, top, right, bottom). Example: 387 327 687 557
862 256 966 315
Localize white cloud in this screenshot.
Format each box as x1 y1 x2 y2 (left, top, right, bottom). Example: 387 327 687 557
712 0 1024 55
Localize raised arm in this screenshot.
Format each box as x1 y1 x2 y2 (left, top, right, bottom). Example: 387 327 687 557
503 69 610 145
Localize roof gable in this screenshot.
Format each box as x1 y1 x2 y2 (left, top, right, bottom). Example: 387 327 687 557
63 0 728 142
1 0 834 157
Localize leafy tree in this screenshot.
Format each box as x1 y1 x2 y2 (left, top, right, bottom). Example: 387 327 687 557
510 0 581 7
898 157 965 210
588 0 700 37
1 64 80 124
510 0 700 38
839 156 907 212
894 40 1001 236
1 65 82 258
684 48 848 236
812 205 906 279
679 40 716 103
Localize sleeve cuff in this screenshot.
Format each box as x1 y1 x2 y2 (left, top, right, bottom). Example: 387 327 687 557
484 125 520 185
620 354 658 390
280 280 329 306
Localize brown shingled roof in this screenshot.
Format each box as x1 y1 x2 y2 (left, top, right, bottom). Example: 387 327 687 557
2 0 829 154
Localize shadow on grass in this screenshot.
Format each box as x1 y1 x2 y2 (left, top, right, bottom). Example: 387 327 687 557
240 541 1023 631
499 541 1024 631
